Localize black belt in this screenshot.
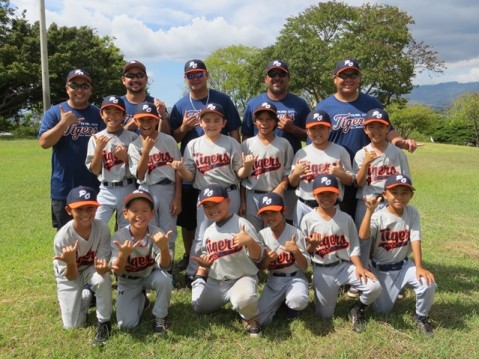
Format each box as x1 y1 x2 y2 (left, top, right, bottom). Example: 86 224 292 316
251 189 268 194
272 271 297 277
314 260 342 268
102 178 135 187
154 178 172 185
226 185 237 191
119 274 142 280
298 197 317 208
371 258 407 271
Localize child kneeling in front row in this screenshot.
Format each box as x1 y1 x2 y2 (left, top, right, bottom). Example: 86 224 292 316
110 190 174 335
191 184 264 337
359 174 436 336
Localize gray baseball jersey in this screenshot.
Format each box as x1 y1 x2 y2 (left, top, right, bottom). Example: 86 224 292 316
53 219 112 328
128 133 181 185
85 129 138 182
202 214 262 281
183 134 242 189
241 136 293 191
353 143 411 199
292 142 352 201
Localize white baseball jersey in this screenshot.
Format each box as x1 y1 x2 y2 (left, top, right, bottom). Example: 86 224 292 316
53 219 111 277
292 143 352 201
353 143 411 199
241 136 293 191
202 214 262 281
258 223 310 274
85 129 138 182
111 224 172 278
300 209 360 264
183 134 242 189
128 133 181 185
369 205 421 263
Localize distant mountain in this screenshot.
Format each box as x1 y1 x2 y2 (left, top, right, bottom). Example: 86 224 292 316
406 81 479 109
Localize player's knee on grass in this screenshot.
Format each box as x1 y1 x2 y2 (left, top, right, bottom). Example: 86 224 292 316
285 292 309 311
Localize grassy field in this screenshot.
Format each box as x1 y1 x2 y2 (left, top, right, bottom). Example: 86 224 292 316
0 139 478 359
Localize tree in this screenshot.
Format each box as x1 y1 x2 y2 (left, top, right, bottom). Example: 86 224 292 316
448 92 479 146
205 45 263 112
386 103 439 139
274 2 445 105
0 1 125 118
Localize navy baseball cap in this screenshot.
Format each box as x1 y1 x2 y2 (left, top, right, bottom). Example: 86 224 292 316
123 189 154 208
184 59 207 74
384 174 415 191
198 185 229 206
133 101 159 121
67 186 100 209
101 95 126 112
334 59 360 75
306 109 331 129
198 102 225 118
66 69 91 83
313 174 340 195
364 108 391 126
257 192 284 215
123 60 146 74
266 59 289 73
253 101 278 118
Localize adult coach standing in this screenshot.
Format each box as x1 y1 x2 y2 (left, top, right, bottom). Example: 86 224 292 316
169 59 242 273
242 59 310 222
121 60 170 134
315 58 418 217
39 69 105 229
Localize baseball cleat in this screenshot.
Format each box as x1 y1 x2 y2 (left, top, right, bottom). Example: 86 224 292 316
348 304 366 333
153 317 168 335
416 315 434 337
92 321 111 347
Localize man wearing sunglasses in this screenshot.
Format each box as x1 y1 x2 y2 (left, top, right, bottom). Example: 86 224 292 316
121 60 170 134
39 69 105 229
169 59 242 278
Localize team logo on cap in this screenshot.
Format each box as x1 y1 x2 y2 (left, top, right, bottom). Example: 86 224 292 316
109 96 119 104
142 104 152 112
262 196 272 205
313 113 323 121
273 60 282 67
395 175 408 183
344 60 354 67
203 188 214 197
206 104 217 111
74 69 85 76
188 61 198 69
320 176 332 185
261 102 271 109
372 110 383 118
78 189 91 200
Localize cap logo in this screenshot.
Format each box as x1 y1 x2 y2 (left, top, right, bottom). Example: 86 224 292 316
395 174 407 183
372 110 382 118
189 61 198 69
142 104 152 112
320 176 332 185
313 113 322 121
79 189 91 200
344 60 354 67
206 104 216 110
262 196 272 205
273 60 282 67
261 102 271 109
74 70 85 76
203 188 214 197
109 96 118 104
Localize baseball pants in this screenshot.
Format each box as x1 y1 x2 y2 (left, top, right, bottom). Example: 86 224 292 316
96 183 136 229
355 199 386 266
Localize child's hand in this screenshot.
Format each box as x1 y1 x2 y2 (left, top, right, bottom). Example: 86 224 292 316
242 153 257 167
306 232 321 253
363 147 380 165
355 266 377 283
168 159 185 171
95 135 111 151
416 267 435 285
363 195 382 211
191 254 214 268
113 239 139 257
149 230 172 251
141 135 156 154
53 240 78 265
94 257 110 274
292 161 310 177
264 249 279 263
328 160 344 177
233 224 254 248
283 235 299 254
113 143 128 162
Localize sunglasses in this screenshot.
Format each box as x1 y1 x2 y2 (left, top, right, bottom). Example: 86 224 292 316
123 72 146 79
337 72 360 80
67 82 91 91
267 70 288 78
185 72 205 80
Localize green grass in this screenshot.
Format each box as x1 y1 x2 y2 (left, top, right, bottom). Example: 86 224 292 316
1 139 478 358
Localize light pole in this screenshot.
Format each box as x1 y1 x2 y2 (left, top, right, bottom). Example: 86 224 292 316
39 0 51 112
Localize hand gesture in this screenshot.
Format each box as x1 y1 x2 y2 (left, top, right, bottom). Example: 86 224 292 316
397 139 424 153
113 239 140 257
363 147 380 165
416 267 435 285
232 224 253 248
94 257 110 275
141 135 156 155
283 235 299 254
292 160 311 177
60 106 81 127
264 249 279 263
328 160 344 177
168 159 185 171
278 113 294 132
242 153 257 167
113 143 128 162
149 230 172 251
154 98 168 119
181 112 199 132
53 240 78 265
306 232 321 253
355 266 377 284
191 253 214 268
363 195 382 211
94 134 111 151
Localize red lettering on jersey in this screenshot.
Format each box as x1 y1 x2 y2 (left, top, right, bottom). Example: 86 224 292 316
147 152 175 173
379 228 410 251
268 251 295 270
312 232 350 258
103 150 124 171
77 249 96 266
64 124 98 140
297 159 335 183
125 255 156 272
194 152 231 174
251 157 282 177
368 165 398 185
205 237 242 261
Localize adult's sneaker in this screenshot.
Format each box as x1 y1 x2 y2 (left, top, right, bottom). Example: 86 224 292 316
92 321 111 347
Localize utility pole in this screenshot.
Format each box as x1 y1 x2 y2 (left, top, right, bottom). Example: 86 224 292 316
39 0 51 112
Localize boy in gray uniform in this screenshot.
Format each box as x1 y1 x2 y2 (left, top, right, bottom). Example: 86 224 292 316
53 186 112 347
190 184 264 337
110 190 173 334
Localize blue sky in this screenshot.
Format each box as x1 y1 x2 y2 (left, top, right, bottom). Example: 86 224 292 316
12 0 479 107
